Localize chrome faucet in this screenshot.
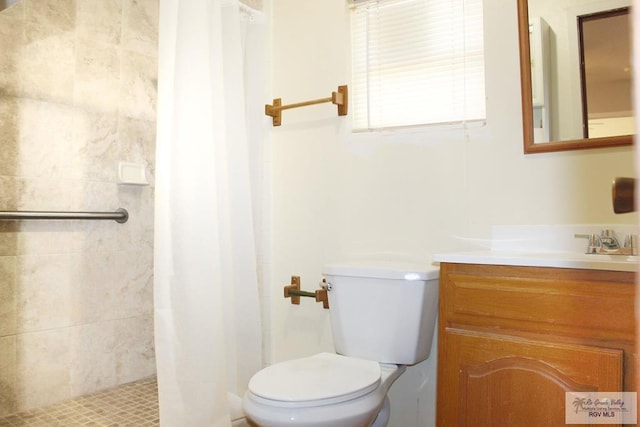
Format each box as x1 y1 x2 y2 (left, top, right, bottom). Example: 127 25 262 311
575 229 636 255
599 229 620 250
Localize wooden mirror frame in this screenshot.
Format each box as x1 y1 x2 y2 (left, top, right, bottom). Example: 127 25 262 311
517 0 633 154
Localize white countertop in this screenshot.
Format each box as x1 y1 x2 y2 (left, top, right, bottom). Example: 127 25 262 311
433 225 638 272
433 250 637 272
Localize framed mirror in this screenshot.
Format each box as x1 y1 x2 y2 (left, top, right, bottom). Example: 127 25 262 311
518 0 634 154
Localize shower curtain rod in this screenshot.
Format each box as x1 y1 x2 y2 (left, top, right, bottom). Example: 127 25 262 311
0 208 129 223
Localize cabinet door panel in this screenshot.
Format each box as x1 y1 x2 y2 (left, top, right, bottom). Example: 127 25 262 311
439 329 623 427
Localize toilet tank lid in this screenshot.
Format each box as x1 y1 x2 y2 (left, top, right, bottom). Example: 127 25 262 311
323 262 439 281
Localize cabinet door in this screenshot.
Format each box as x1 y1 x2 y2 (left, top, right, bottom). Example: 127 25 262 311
438 329 623 427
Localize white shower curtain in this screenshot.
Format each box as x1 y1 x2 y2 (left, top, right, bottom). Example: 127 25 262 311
154 0 264 425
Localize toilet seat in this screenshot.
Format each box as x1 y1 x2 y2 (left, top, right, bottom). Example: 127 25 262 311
243 356 406 427
248 353 381 407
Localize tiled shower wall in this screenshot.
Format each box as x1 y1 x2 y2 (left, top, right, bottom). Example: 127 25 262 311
0 0 158 417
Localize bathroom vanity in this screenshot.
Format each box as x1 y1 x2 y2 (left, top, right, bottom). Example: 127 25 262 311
434 249 636 425
437 263 635 426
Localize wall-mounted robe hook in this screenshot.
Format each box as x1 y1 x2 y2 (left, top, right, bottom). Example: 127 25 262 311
265 85 348 126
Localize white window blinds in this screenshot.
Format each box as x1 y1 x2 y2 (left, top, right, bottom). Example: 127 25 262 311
350 0 486 131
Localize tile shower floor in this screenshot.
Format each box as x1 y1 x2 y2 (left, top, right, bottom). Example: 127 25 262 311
0 377 158 427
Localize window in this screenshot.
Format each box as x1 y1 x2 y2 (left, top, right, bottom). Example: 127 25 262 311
350 0 486 131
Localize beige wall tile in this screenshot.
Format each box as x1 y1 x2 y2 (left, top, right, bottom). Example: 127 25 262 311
73 112 120 182
23 0 75 32
5 106 118 187
76 0 122 45
16 99 79 180
116 184 154 251
0 97 20 176
69 321 116 397
0 256 17 337
15 179 78 214
115 249 153 319
0 223 18 258
1 1 23 19
122 0 158 56
0 0 158 415
20 24 75 103
80 222 113 256
74 42 120 112
16 221 87 256
16 254 75 333
0 335 17 417
73 251 118 324
118 116 156 181
16 329 71 411
0 176 20 211
78 180 120 214
119 51 157 120
13 101 64 179
114 315 155 384
0 15 25 96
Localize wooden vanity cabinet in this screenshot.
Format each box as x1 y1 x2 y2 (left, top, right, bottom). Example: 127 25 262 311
436 262 636 427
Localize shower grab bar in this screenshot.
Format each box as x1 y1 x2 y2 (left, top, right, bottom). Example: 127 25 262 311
0 208 129 223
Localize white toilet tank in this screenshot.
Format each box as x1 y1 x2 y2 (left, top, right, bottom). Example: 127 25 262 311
323 262 439 365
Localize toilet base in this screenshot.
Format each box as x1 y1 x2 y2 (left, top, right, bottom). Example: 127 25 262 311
370 396 391 427
243 388 383 427
243 362 405 427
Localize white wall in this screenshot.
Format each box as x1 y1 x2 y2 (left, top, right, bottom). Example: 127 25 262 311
267 0 636 426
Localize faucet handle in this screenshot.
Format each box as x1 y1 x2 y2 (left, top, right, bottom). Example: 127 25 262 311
623 234 637 254
574 233 600 253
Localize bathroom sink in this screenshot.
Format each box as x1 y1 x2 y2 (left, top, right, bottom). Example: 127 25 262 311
433 225 638 272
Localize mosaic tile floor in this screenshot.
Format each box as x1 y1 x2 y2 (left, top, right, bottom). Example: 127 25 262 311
0 377 158 427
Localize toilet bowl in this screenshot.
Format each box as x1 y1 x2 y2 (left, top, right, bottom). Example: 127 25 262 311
243 263 439 427
243 353 406 427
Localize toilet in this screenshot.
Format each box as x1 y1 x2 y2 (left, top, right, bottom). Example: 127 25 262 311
242 262 440 427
